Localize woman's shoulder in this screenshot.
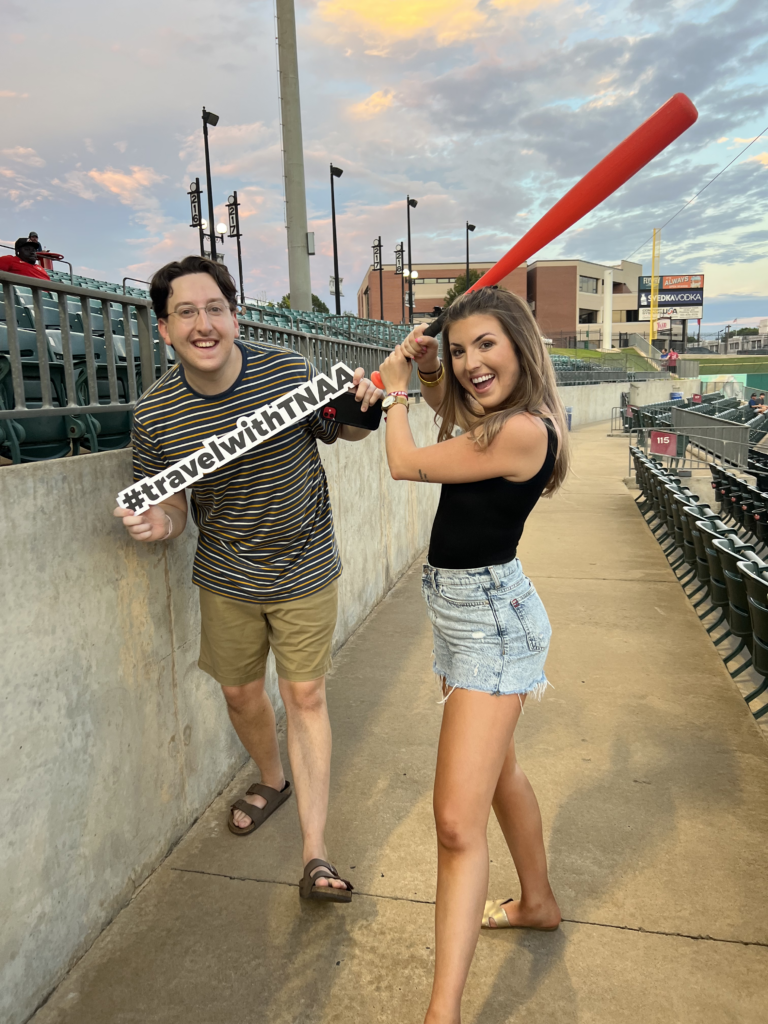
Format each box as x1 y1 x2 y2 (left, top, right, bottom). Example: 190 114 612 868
494 411 550 450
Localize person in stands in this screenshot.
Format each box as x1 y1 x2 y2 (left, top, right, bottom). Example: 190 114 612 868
748 393 760 411
0 237 50 280
27 232 42 252
667 347 679 373
378 286 568 1024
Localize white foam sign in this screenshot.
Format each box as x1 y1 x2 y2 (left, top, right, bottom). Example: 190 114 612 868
117 362 356 515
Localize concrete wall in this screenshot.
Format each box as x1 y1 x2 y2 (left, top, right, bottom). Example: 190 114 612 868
0 403 440 1024
559 378 701 430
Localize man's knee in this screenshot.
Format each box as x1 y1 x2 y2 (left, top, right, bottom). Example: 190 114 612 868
280 676 327 716
221 677 266 714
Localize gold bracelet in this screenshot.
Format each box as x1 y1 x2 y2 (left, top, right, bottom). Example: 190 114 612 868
418 361 444 387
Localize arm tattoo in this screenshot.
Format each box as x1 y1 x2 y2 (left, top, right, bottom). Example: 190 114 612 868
418 469 429 481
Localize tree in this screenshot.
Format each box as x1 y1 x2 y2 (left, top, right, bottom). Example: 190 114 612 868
278 293 330 314
444 269 482 305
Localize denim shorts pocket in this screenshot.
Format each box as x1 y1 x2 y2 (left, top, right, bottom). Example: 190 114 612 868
510 587 551 653
437 584 488 608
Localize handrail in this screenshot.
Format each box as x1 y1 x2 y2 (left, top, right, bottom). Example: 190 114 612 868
0 269 412 425
122 276 149 294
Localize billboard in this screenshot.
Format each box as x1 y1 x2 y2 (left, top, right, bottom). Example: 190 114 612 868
640 306 702 321
638 275 704 290
638 289 703 307
637 273 704 322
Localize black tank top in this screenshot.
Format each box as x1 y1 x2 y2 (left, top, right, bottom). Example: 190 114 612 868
427 419 557 570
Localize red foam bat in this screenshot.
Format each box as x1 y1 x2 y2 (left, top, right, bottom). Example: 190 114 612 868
371 90 698 392
469 92 698 292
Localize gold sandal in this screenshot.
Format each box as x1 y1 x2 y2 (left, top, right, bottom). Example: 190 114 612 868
482 898 513 928
482 898 560 930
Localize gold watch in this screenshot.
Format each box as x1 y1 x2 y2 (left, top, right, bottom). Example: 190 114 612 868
382 394 409 413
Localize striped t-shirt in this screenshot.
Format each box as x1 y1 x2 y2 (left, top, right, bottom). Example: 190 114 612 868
131 342 342 603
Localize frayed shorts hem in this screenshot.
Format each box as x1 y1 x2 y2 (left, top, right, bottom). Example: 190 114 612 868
433 667 551 700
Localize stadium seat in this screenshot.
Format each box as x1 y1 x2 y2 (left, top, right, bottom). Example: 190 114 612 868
0 352 97 462
714 537 763 638
735 561 768 718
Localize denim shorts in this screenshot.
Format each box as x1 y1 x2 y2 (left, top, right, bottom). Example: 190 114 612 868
421 557 551 698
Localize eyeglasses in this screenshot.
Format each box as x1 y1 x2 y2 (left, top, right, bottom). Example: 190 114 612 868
167 302 231 321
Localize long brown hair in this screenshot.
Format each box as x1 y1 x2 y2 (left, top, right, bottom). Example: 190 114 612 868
436 287 569 495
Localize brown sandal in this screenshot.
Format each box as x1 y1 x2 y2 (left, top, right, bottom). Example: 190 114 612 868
227 780 292 836
299 859 354 903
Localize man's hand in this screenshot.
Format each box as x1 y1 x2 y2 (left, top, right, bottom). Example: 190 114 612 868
350 366 384 412
113 504 171 543
401 325 440 372
378 345 412 394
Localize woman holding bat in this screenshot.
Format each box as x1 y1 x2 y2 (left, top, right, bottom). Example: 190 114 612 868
378 287 569 1024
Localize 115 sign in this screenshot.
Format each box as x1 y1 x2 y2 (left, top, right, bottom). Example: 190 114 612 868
650 430 687 457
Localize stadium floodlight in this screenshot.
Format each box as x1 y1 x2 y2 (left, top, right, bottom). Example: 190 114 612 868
202 107 220 259
466 221 476 293
406 196 418 323
330 163 344 315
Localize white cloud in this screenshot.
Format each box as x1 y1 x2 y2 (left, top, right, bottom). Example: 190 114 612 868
2 146 45 167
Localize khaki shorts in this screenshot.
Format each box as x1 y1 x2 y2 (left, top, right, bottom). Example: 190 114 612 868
198 580 338 687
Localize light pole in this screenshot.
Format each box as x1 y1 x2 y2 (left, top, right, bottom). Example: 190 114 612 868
406 196 417 324
395 241 404 324
227 192 245 307
465 221 476 294
410 269 419 319
330 164 343 316
202 108 220 261
188 178 205 257
372 236 384 320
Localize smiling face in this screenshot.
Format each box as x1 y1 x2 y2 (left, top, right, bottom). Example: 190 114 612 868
446 312 521 412
157 272 241 391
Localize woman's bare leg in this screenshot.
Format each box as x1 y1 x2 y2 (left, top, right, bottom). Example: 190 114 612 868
489 731 560 928
425 689 524 1024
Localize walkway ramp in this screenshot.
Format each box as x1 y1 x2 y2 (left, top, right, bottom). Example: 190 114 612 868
31 423 768 1024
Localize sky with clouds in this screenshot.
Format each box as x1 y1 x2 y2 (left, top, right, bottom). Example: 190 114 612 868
1 0 766 329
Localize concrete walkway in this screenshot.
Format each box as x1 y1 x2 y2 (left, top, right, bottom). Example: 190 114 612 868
31 423 768 1024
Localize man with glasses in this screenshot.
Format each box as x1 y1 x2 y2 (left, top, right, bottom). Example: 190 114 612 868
114 255 381 901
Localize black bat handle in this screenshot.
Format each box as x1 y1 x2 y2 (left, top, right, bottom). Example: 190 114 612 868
422 309 447 338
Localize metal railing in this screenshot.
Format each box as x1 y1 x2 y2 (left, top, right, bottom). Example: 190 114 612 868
0 268 673 434
1 271 155 419
671 407 750 468
0 270 415 425
555 368 668 385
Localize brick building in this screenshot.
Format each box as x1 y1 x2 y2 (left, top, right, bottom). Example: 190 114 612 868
527 259 643 342
356 257 646 344
356 261 527 324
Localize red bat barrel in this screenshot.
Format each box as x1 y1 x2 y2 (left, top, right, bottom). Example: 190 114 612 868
372 92 698 385
469 93 698 292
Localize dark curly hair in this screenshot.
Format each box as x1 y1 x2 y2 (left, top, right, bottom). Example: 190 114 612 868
150 256 237 319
